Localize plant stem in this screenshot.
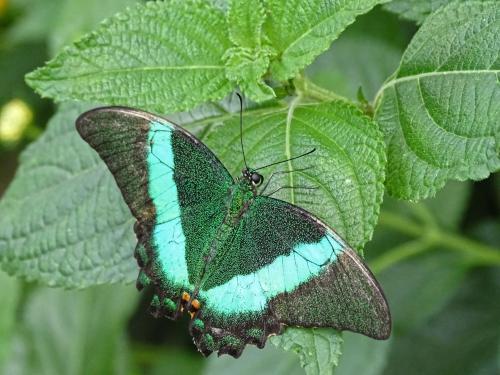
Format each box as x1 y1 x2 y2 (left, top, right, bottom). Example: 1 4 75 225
294 75 348 102
376 211 500 270
371 238 434 273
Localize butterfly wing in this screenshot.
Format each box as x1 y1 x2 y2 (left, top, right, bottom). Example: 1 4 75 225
193 196 391 357
77 107 390 358
76 107 234 317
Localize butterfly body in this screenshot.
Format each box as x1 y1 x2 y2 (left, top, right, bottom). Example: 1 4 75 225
76 107 391 358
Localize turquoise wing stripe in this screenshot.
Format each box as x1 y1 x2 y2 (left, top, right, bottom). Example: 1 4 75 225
147 121 190 288
201 232 345 315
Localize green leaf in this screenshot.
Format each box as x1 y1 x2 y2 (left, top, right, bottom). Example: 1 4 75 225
205 100 386 250
8 0 137 55
383 0 451 24
223 46 275 102
6 284 137 375
25 1 233 114
383 0 492 25
263 0 387 81
204 344 303 375
225 0 275 102
306 7 409 101
374 1 500 200
0 272 20 369
228 0 265 49
0 103 136 287
270 328 343 375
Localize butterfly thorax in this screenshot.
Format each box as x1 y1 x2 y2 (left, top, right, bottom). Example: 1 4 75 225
225 179 255 225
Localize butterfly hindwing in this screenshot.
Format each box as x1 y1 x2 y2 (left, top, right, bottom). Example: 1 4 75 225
192 196 390 356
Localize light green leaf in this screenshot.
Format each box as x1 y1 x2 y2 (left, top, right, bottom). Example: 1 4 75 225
228 0 265 49
223 46 275 102
383 0 451 24
9 284 137 375
205 100 386 250
270 328 343 375
225 0 275 102
374 1 500 200
0 272 20 369
25 1 233 114
383 0 492 24
263 0 387 81
0 103 137 287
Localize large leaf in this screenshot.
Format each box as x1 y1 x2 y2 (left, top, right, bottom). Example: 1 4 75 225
205 100 386 250
263 0 387 81
270 328 343 375
25 1 233 114
1 284 137 375
375 1 500 200
0 103 137 287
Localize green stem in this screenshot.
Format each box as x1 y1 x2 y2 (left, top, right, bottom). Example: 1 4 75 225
294 75 348 102
377 211 500 269
371 238 434 273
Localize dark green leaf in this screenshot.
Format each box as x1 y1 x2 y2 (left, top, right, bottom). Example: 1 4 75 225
263 0 387 81
0 103 136 287
4 284 137 375
379 252 467 332
204 343 303 375
375 1 500 200
25 1 233 114
335 332 391 375
383 268 500 375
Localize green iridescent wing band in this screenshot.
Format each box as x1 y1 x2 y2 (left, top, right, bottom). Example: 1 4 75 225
76 107 391 358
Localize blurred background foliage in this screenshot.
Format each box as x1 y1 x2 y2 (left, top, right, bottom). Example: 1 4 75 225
0 0 498 374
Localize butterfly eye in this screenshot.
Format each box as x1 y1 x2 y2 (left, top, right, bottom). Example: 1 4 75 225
251 173 263 186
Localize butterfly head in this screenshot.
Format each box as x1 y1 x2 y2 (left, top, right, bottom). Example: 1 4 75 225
241 168 264 187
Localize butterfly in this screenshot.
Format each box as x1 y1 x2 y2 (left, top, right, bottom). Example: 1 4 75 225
76 103 391 358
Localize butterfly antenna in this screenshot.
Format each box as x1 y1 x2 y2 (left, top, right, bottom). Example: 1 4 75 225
236 93 249 169
253 148 316 171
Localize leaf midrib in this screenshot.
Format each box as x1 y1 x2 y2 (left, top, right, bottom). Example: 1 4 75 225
30 65 226 82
